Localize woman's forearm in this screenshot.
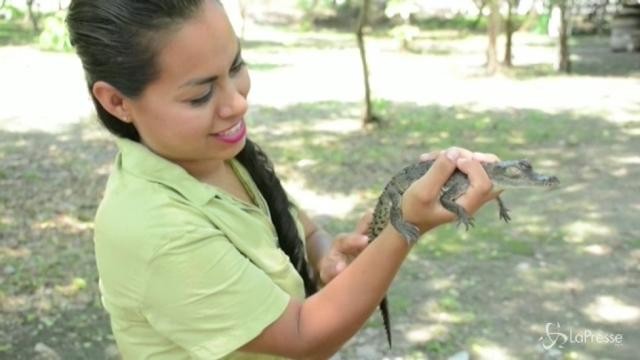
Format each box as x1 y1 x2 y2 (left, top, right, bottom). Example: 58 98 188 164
241 224 410 359
297 224 410 358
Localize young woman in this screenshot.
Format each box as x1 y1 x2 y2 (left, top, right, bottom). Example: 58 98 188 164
66 1 499 359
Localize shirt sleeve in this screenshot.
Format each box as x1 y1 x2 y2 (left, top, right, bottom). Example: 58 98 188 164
142 226 290 359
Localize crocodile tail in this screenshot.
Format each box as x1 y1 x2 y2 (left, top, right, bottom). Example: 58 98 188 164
380 296 392 348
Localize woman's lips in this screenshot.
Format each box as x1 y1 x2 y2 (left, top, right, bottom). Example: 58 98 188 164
212 120 246 144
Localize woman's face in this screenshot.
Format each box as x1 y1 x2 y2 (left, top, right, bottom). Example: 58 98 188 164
125 0 250 169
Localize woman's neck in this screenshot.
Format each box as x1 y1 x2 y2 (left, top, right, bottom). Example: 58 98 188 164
179 158 229 186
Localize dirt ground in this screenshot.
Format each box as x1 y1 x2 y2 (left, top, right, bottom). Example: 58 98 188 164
1 28 639 359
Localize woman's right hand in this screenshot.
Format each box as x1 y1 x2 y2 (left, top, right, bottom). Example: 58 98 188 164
401 147 501 236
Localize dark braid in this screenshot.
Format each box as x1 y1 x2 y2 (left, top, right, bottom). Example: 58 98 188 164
237 139 317 297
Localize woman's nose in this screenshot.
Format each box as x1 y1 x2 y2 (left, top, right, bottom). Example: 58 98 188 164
216 81 248 119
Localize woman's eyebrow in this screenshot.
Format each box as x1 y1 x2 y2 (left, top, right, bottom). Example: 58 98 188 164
179 41 242 89
180 75 217 88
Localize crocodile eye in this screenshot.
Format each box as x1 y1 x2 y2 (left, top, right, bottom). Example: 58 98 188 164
519 160 532 170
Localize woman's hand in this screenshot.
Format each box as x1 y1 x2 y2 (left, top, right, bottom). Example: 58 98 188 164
316 212 372 286
402 147 501 235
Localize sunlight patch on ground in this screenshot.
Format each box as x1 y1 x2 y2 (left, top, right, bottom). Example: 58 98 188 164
419 299 475 325
283 179 359 218
470 341 515 360
0 47 93 133
537 159 560 168
582 244 613 256
404 324 449 343
562 221 612 243
559 182 587 194
32 214 93 234
427 277 457 291
0 215 14 227
584 296 640 324
611 167 629 177
622 126 640 136
612 155 640 165
311 118 362 134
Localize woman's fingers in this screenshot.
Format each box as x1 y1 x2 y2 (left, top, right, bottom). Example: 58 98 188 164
404 147 502 233
454 157 499 213
413 148 461 200
333 233 369 257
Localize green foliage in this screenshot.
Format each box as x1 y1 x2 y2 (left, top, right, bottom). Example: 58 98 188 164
414 15 488 32
38 11 71 52
535 13 551 34
0 4 26 21
0 5 36 45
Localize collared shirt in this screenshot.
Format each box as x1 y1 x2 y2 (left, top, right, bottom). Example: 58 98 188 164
94 138 305 359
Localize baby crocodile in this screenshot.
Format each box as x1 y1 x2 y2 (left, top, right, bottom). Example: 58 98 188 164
368 159 559 347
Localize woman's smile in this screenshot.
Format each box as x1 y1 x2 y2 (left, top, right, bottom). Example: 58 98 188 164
212 119 246 144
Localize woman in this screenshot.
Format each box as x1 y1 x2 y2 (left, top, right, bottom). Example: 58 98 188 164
66 1 498 359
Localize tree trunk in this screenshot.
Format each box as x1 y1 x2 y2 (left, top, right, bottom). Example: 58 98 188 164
558 0 572 73
26 0 40 33
356 0 378 125
486 0 500 74
504 0 514 66
304 0 320 26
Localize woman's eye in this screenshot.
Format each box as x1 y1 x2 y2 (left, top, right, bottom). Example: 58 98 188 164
190 89 213 107
230 59 246 75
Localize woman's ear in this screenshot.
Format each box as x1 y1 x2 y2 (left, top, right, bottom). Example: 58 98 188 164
92 81 133 123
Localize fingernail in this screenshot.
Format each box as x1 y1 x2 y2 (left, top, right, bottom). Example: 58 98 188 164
335 262 346 272
446 148 460 162
361 235 369 243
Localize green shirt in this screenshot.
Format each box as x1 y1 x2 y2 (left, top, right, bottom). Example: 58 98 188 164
94 138 305 359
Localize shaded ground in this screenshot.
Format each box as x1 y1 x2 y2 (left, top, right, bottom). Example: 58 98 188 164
1 26 639 359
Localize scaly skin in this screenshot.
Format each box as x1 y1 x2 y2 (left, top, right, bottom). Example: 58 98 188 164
368 159 559 348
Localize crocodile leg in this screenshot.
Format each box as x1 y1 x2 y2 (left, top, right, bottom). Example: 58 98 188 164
439 190 475 230
496 195 511 223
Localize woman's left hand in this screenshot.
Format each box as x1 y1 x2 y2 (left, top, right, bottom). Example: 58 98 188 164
317 212 372 286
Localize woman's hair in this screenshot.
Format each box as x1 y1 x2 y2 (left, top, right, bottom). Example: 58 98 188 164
66 0 317 296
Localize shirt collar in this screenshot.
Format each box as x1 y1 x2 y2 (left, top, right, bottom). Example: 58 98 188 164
115 138 216 206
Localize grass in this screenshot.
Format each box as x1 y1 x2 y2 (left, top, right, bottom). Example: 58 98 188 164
250 95 639 358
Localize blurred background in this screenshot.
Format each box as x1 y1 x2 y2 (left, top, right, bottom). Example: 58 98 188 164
1 0 639 359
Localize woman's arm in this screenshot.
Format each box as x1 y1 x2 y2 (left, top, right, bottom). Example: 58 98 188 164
241 149 497 359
